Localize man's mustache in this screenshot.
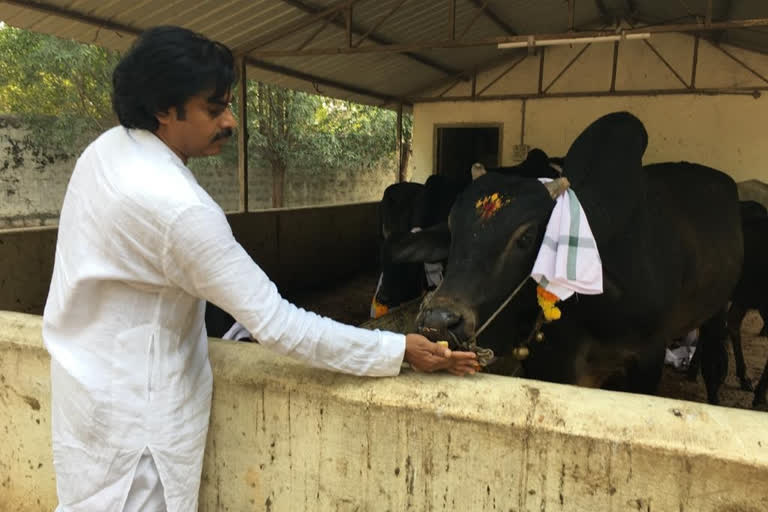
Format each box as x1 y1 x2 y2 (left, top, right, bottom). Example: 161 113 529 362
212 128 233 142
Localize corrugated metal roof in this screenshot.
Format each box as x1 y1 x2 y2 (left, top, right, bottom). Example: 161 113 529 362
1 0 767 106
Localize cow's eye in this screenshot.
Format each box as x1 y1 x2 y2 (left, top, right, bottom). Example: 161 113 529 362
516 228 534 249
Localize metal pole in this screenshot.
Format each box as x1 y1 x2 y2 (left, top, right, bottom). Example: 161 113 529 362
346 4 353 48
407 86 767 102
397 104 405 182
247 18 768 56
237 57 249 213
538 48 545 94
610 41 619 92
691 35 700 88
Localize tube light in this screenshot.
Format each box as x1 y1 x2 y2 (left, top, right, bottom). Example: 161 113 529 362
498 32 651 49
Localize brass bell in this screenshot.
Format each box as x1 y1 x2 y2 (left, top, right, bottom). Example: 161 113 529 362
535 331 545 343
512 346 530 360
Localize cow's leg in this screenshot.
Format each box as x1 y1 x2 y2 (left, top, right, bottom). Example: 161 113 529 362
698 308 729 405
753 356 768 408
686 343 701 381
623 340 666 395
727 302 752 391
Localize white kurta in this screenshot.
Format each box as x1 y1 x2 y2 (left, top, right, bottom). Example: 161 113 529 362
43 127 406 512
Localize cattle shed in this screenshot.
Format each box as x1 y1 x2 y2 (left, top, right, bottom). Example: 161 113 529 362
2 1 768 511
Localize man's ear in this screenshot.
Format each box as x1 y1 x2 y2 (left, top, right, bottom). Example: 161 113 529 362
155 107 176 126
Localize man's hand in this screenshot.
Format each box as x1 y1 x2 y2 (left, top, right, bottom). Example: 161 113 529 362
404 334 481 376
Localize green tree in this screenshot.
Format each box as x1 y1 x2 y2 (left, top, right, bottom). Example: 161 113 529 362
0 25 410 206
247 81 410 207
0 25 119 157
248 82 318 208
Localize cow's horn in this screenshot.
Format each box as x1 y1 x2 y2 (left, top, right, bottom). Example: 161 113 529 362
471 162 487 180
544 177 570 199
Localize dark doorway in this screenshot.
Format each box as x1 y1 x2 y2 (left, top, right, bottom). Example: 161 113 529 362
435 125 501 185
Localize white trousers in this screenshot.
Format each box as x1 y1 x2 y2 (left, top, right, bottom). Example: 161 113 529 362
123 448 167 512
54 448 166 512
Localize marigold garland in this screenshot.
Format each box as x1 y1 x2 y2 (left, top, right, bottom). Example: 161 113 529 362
536 285 562 322
371 298 388 319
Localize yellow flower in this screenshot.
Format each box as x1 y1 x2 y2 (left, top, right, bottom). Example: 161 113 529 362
536 285 562 322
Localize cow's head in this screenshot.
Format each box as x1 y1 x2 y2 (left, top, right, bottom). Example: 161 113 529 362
372 254 427 317
415 173 569 354
415 111 648 354
373 224 452 317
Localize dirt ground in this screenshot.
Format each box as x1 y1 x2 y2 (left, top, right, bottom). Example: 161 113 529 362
287 271 768 412
657 311 768 411
283 269 379 327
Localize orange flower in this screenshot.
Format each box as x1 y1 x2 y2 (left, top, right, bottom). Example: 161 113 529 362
536 285 562 322
370 298 388 319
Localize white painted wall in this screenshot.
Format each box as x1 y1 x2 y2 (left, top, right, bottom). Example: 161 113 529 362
412 33 768 184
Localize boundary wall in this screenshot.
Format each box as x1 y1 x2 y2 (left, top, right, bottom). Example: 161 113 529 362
0 202 380 315
2 311 768 511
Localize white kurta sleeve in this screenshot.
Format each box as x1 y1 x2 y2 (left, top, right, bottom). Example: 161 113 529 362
161 203 405 377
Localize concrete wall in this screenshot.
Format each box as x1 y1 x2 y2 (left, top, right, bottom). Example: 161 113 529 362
197 161 396 213
411 34 768 183
3 310 768 511
0 117 71 227
0 202 379 315
0 115 397 226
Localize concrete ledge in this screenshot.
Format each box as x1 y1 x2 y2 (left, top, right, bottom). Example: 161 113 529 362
2 311 768 511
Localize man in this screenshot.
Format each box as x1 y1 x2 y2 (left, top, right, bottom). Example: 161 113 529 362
43 26 478 512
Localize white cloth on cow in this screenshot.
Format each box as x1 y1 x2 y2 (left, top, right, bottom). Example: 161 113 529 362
530 180 603 301
222 321 253 342
664 329 699 370
665 345 696 370
43 126 406 512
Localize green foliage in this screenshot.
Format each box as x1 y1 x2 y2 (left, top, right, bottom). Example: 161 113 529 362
0 25 411 179
0 25 119 155
246 81 411 176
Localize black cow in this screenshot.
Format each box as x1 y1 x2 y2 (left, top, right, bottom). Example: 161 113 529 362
205 302 238 338
373 149 560 317
729 214 768 407
738 187 768 338
687 201 768 406
405 112 742 404
471 148 562 180
378 181 427 241
372 181 433 317
739 199 768 222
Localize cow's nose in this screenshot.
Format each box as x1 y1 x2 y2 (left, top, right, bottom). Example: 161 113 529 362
422 307 462 330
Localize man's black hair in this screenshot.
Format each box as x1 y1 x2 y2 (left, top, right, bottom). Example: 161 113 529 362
112 26 237 131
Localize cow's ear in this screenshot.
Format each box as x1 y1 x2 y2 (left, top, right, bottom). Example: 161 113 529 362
384 223 451 264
